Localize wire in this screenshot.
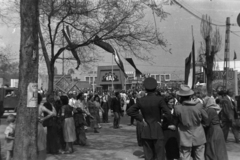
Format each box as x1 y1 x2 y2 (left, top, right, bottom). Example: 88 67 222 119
172 0 237 27
230 31 240 38
181 0 226 25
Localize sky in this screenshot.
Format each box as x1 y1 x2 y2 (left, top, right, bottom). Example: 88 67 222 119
0 0 240 80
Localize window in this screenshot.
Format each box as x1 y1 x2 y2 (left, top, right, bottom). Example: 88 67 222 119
165 74 171 81
160 75 165 81
85 77 89 82
156 75 160 81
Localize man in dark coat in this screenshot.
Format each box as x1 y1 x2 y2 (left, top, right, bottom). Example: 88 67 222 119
102 91 110 123
111 91 122 129
127 78 171 160
219 89 240 143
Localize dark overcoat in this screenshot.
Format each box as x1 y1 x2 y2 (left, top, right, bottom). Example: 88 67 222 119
127 92 171 139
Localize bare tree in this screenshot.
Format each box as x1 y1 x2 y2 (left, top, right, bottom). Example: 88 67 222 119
13 0 39 159
199 15 222 95
38 0 168 94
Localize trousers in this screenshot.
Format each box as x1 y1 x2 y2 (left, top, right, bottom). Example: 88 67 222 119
142 139 165 160
113 112 121 128
222 121 240 142
180 145 205 160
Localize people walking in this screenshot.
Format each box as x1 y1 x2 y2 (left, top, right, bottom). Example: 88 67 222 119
174 84 208 160
111 92 123 129
127 77 171 160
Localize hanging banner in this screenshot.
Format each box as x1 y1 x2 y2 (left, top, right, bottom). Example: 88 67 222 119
27 83 38 107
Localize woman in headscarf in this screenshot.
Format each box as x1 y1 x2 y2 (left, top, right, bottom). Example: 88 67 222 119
73 92 87 145
203 96 228 160
61 95 76 153
87 94 100 133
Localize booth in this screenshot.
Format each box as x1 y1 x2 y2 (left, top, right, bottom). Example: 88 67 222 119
96 65 125 91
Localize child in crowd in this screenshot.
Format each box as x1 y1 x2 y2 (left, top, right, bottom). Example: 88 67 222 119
4 114 16 160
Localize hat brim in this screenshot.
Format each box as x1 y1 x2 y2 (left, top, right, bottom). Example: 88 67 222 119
176 90 194 96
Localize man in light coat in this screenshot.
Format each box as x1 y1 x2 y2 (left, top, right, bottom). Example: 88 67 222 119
174 84 208 160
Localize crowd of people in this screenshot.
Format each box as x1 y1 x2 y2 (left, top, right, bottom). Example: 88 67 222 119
3 78 240 160
127 78 240 160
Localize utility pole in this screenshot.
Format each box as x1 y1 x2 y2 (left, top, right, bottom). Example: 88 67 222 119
62 23 65 75
223 17 230 89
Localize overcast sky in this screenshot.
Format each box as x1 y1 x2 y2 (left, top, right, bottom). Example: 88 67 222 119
0 0 240 79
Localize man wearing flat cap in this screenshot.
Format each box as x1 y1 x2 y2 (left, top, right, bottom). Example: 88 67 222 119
127 77 171 160
174 84 208 160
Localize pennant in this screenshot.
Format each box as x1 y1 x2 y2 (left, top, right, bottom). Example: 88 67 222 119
93 36 127 77
66 26 71 40
113 49 128 78
94 35 115 53
62 29 81 69
125 58 142 77
185 40 195 89
234 51 237 60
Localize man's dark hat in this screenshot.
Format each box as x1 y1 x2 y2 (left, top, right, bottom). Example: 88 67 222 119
143 77 157 90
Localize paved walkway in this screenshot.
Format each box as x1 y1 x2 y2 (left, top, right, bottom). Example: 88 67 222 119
46 123 143 160
0 116 239 160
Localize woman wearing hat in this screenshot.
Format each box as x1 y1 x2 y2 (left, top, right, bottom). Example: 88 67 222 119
174 84 208 160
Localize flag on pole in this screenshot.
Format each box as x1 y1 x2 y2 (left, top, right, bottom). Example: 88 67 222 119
234 51 237 60
94 36 128 78
125 58 142 77
185 40 195 89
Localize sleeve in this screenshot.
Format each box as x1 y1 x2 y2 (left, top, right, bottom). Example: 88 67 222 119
201 108 209 126
159 98 171 122
110 97 115 111
221 100 235 122
4 126 11 136
127 100 143 122
173 106 180 125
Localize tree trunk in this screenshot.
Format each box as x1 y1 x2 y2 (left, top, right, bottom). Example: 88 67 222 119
47 63 55 95
13 0 39 160
205 36 212 96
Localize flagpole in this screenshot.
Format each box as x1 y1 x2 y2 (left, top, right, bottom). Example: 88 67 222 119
111 53 114 92
234 59 236 70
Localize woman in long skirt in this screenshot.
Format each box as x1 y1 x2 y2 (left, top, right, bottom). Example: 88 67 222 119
203 97 228 160
74 92 88 146
61 95 76 153
37 93 55 160
43 95 59 154
87 94 99 133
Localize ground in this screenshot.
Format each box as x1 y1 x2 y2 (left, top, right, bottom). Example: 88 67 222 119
0 114 240 160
